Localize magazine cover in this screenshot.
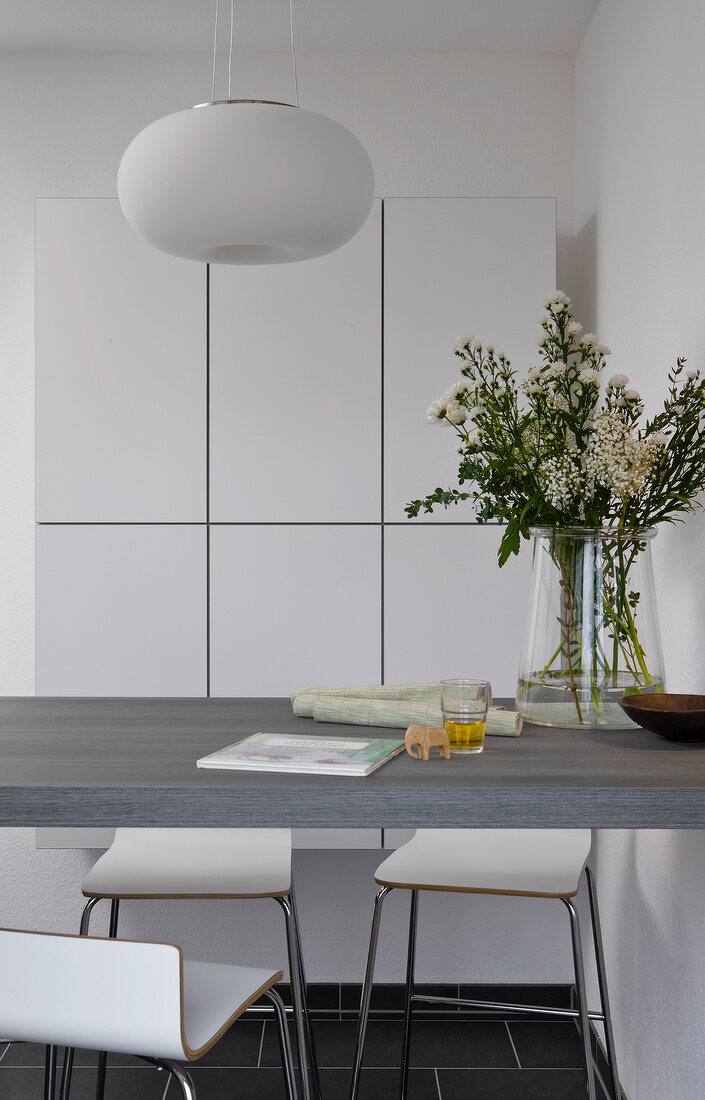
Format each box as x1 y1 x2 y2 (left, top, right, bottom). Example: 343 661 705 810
197 732 405 776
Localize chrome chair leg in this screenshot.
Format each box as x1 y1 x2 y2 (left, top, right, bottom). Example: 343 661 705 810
399 890 419 1100
95 899 120 1100
563 898 598 1100
289 885 322 1100
44 1043 57 1100
142 1057 196 1100
348 886 393 1100
585 866 621 1100
277 896 311 1100
164 1061 196 1100
59 897 104 1100
266 988 301 1100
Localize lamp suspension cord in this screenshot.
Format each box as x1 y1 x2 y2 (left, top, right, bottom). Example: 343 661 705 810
211 0 299 107
228 0 235 100
211 0 220 102
289 0 300 107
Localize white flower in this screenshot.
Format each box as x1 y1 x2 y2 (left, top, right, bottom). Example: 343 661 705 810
466 405 482 418
651 433 669 446
551 363 568 376
567 320 583 336
543 290 571 308
686 370 698 380
494 349 505 361
581 333 599 347
609 374 629 389
535 336 546 347
578 367 600 383
527 367 542 381
426 399 448 423
623 389 641 402
672 405 685 415
583 411 663 500
442 380 469 402
455 444 464 454
466 429 480 447
485 342 494 353
445 400 467 425
473 340 483 352
455 334 474 350
597 344 612 356
553 301 567 312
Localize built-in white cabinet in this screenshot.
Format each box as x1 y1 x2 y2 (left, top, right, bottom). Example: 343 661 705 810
36 828 382 850
383 197 556 522
35 196 556 847
383 524 532 696
35 199 206 523
209 525 381 695
35 525 207 696
210 201 381 523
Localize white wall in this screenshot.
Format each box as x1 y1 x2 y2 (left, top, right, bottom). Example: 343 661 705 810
0 47 574 696
3 25 704 1096
575 1 705 1096
0 46 576 979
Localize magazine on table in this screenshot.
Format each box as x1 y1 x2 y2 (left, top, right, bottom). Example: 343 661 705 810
196 731 405 777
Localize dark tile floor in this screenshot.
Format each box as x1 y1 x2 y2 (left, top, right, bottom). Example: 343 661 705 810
0 1014 616 1100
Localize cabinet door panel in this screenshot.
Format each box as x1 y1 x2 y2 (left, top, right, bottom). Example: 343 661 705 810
36 199 206 522
382 829 416 849
210 202 381 522
210 525 381 696
384 197 555 522
293 830 381 849
383 525 531 696
36 525 207 696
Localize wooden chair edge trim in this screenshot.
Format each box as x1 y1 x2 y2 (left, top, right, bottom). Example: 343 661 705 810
373 879 581 899
82 889 292 901
180 968 285 1061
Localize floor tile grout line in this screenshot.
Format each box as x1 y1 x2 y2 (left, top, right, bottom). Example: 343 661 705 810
504 1020 522 1068
256 1020 266 1068
0 1062 593 1073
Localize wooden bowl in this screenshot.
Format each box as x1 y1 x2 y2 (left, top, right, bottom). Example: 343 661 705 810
618 694 705 742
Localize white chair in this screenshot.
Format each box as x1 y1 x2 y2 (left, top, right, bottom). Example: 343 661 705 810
60 828 319 1100
349 829 621 1100
0 927 298 1100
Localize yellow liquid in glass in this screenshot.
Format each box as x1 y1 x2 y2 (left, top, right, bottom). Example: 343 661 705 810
444 719 486 754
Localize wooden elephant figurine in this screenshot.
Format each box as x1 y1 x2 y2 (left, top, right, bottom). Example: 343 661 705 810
404 723 451 761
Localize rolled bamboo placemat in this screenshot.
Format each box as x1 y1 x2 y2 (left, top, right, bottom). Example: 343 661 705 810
310 697 522 737
291 682 440 717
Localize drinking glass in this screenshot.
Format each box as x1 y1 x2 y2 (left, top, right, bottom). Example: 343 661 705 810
440 679 492 755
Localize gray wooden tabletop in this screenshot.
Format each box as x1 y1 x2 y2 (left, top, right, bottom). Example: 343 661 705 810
0 697 703 828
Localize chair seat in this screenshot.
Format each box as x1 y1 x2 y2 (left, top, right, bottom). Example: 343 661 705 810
374 829 591 897
0 929 282 1064
182 960 282 1058
82 828 292 899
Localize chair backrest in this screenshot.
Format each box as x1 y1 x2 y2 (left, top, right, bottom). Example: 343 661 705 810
0 929 188 1061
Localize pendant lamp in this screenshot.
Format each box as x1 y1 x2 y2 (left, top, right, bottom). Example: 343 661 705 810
117 1 375 265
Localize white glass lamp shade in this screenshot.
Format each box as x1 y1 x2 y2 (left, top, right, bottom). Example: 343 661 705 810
117 101 375 264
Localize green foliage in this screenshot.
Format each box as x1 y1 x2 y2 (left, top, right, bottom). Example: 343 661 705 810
408 292 705 566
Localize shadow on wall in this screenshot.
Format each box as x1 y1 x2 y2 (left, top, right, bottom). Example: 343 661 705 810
565 213 597 331
593 829 705 1100
653 511 705 693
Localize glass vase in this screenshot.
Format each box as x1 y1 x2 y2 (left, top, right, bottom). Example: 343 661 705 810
516 527 665 729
